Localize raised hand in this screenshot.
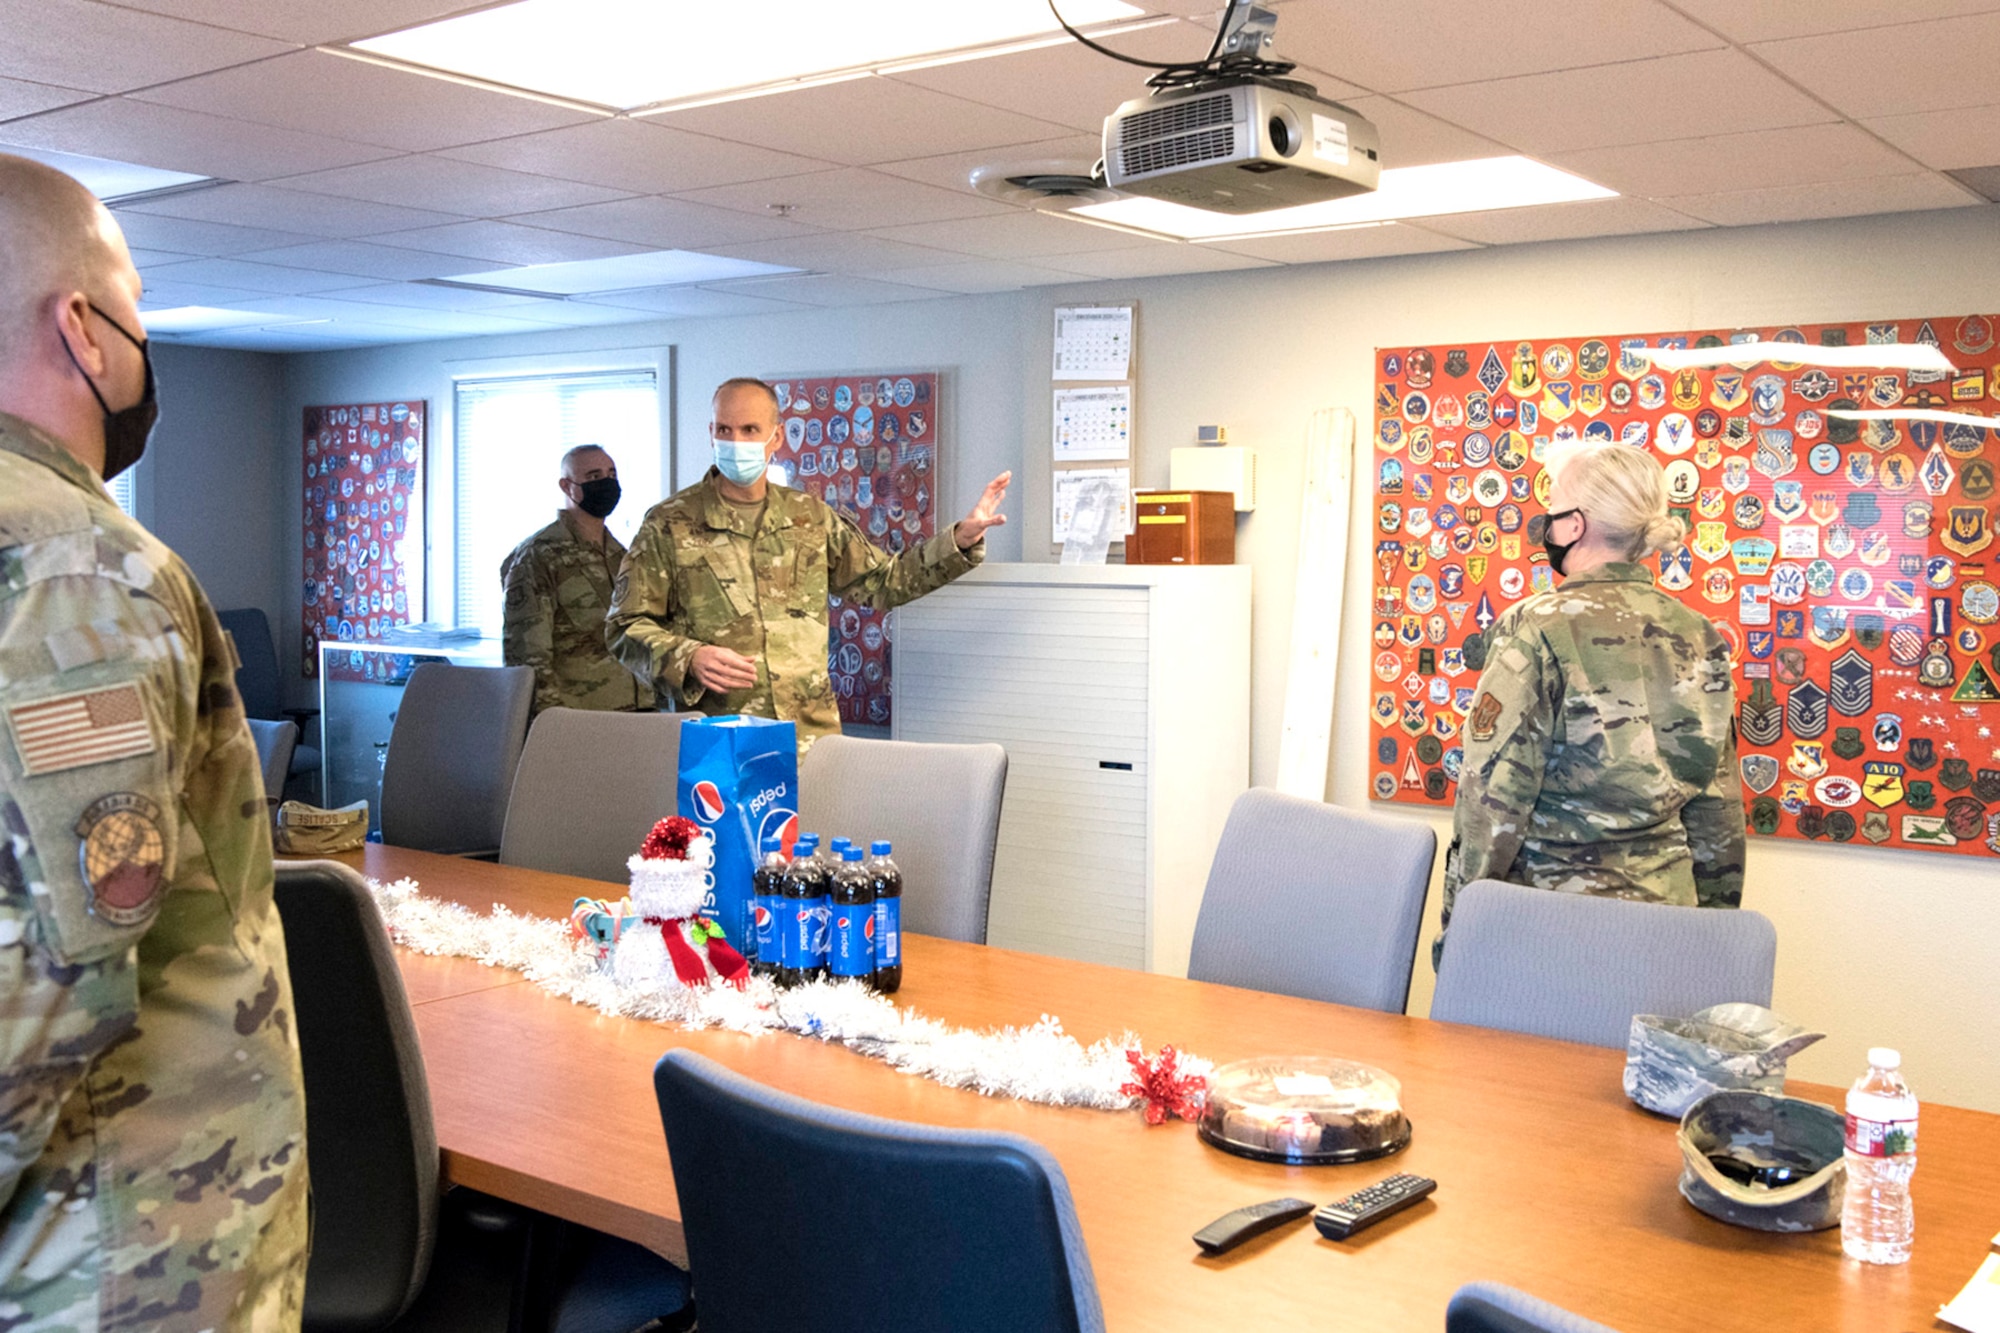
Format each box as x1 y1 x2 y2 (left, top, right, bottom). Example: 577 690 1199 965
954 471 1012 550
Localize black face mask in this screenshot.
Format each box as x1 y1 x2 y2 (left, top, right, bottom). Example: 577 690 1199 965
61 303 157 482
573 476 621 519
1542 508 1584 577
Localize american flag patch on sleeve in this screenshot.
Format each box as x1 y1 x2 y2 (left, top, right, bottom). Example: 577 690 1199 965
6 683 156 776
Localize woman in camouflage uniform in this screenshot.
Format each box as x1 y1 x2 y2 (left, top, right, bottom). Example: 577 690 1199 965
1437 442 1746 966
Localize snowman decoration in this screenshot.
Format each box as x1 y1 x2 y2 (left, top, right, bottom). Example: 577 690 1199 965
613 816 749 990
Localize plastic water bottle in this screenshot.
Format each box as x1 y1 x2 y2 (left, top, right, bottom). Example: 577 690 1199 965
1842 1047 1917 1264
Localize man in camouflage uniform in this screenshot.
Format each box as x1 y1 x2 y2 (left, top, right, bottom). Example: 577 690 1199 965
502 444 650 716
0 154 309 1327
608 378 1010 754
1437 455 1744 965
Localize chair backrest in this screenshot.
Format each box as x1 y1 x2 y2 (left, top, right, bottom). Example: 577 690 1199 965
500 709 691 881
1187 789 1436 1012
1430 880 1777 1048
379 663 534 855
273 860 438 1331
1446 1282 1624 1333
245 717 296 804
652 1049 1102 1333
218 606 283 720
797 734 1007 944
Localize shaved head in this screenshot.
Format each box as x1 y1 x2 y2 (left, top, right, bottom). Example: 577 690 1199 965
0 153 133 369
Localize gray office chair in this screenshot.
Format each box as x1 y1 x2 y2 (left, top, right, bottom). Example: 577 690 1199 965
1187 789 1436 1012
1446 1282 1623 1333
1430 880 1777 1048
218 607 319 798
500 709 691 882
379 664 534 857
246 717 296 807
797 734 1007 944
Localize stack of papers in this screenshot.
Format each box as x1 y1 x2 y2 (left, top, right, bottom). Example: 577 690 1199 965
1938 1239 2000 1333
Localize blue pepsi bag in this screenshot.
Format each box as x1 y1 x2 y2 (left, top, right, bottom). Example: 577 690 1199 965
677 716 798 951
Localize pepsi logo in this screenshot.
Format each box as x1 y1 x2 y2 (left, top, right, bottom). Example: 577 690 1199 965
691 781 725 823
759 810 798 855
864 915 876 940
752 905 772 928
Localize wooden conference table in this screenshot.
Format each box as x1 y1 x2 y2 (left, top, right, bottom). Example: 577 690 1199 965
326 845 1997 1332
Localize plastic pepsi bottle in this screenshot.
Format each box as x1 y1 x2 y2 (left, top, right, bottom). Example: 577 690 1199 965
750 837 787 979
827 836 852 865
868 840 902 994
777 834 819 988
829 846 876 982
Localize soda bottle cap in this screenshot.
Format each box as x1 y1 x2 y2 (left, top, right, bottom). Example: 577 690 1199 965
831 837 851 851
870 840 892 855
1868 1047 1902 1070
760 837 781 852
843 847 864 861
795 835 818 852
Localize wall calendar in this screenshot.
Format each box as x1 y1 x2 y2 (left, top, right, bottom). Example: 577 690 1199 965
1368 317 2000 860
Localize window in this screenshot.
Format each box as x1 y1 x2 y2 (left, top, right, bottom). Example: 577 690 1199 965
453 370 660 635
107 469 136 517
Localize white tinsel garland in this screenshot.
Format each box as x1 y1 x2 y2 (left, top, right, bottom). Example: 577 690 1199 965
372 877 1209 1113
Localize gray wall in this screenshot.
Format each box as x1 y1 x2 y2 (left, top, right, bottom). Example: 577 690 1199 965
250 201 2000 1110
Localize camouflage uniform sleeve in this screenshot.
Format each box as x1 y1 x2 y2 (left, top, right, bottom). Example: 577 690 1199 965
0 576 179 1213
1449 625 1556 890
1682 720 1746 908
501 547 564 716
824 507 980 611
605 511 706 709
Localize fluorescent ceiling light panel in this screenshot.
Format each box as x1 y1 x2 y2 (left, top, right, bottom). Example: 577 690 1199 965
139 306 314 334
1636 341 1956 373
1070 157 1615 241
1 144 210 203
437 250 799 296
353 0 1143 111
1828 406 1992 429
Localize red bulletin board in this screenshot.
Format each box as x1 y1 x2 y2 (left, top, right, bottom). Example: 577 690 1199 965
1368 319 2000 860
302 401 424 678
766 372 939 729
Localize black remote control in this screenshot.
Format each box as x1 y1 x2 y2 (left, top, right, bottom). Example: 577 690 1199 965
1192 1197 1316 1254
1312 1173 1437 1240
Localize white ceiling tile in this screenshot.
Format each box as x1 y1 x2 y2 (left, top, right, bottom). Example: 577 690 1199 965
0 98 394 181
111 209 318 256
1751 12 2000 119
106 0 502 47
886 20 1242 134
1034 241 1279 278
1336 95 1509 168
1270 0 1723 94
271 155 635 217
240 239 486 281
133 51 600 154
1203 221 1477 264
320 281 553 312
1401 50 1837 156
0 0 292 95
1410 195 1711 245
508 196 820 250
142 256 375 295
128 246 195 267
652 77 1077 167
579 287 809 317
675 168 1014 231
706 230 964 272
137 277 270 307
1550 123 1919 198
871 135 1105 193
440 118 831 193
1664 0 2000 44
226 294 559 335
1865 103 2000 171
367 219 649 265
472 301 664 329
122 183 462 237
709 274 956 306
850 258 1095 293
1657 172 1983 226
866 210 1162 259
0 75 92 122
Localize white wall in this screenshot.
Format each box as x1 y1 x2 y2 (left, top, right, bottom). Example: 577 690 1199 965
279 202 2000 1112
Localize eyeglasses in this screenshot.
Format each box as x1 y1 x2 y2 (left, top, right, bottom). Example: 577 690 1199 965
1705 1152 1813 1189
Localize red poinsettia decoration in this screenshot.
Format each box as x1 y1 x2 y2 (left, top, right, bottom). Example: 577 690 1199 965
1121 1045 1206 1126
639 816 700 861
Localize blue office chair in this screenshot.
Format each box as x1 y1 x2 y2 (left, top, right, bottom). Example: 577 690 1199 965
1446 1281 1624 1333
652 1049 1104 1333
1187 789 1436 1012
1430 879 1777 1048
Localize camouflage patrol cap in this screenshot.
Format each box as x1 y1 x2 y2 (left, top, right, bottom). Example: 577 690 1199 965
1625 1003 1824 1118
1677 1091 1845 1232
275 799 369 855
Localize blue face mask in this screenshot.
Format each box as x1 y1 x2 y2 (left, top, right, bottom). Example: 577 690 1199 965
714 439 769 486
